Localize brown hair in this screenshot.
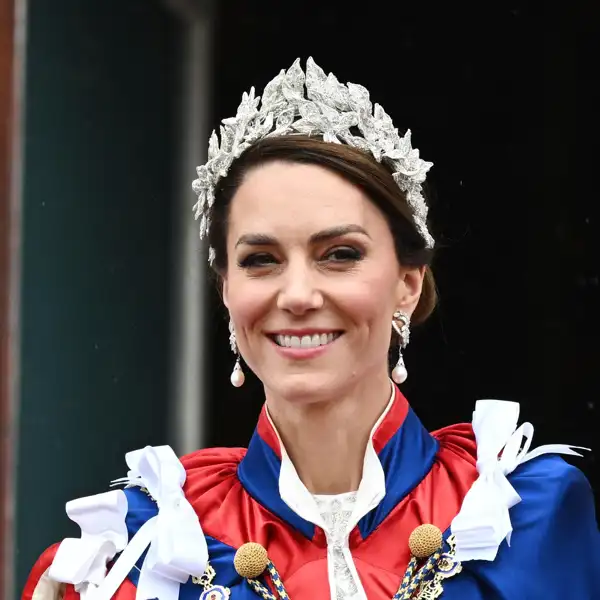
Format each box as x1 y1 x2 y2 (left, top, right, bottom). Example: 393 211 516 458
208 135 437 324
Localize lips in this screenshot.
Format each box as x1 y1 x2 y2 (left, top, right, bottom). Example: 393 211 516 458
270 332 343 349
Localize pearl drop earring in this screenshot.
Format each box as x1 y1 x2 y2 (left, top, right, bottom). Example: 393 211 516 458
391 310 410 384
230 359 245 388
228 318 245 388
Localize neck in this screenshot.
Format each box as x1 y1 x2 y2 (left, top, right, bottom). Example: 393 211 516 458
265 372 393 495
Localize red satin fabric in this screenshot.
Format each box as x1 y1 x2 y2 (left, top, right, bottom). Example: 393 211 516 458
181 423 478 600
22 544 60 600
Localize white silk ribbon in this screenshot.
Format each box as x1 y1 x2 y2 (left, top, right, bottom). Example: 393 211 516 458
451 400 586 562
48 490 129 600
49 446 208 600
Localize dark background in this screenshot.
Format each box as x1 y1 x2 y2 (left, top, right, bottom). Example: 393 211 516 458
10 1 598 598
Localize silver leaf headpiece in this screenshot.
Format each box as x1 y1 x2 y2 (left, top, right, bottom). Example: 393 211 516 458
192 57 434 264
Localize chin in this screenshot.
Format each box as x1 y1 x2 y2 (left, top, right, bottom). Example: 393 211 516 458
264 371 343 405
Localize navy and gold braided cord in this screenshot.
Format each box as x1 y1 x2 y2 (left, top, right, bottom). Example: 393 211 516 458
267 561 290 599
247 579 277 600
395 548 443 600
247 560 290 600
393 555 418 599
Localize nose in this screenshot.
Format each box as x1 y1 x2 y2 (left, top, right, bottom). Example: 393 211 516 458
276 260 323 315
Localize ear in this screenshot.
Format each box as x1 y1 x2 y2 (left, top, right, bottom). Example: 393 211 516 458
395 265 426 317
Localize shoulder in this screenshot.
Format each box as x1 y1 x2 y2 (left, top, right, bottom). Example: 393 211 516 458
509 453 597 531
455 456 600 598
505 457 598 596
430 421 479 491
124 445 249 550
122 445 245 534
23 444 247 600
444 399 600 597
432 422 477 461
181 446 246 496
422 423 595 523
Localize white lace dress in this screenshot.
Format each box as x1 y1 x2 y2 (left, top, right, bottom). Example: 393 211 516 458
313 491 363 600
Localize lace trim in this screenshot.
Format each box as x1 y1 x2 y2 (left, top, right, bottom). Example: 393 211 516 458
313 492 360 600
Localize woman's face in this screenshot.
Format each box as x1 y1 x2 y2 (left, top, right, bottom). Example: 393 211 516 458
223 161 423 403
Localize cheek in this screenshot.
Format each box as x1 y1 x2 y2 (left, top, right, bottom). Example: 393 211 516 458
226 275 273 330
332 270 398 330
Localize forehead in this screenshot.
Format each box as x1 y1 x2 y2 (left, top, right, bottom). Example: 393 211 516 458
227 161 387 238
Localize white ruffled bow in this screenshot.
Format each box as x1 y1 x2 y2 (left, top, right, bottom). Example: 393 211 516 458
49 490 129 598
49 446 208 600
451 400 585 562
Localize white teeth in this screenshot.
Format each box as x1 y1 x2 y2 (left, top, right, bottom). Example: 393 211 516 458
274 332 340 349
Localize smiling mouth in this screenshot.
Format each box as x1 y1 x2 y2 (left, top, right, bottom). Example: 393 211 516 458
269 332 343 349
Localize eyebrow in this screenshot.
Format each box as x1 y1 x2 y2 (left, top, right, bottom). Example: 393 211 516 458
235 224 371 248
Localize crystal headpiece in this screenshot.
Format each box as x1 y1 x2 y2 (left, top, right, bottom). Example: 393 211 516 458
192 57 434 264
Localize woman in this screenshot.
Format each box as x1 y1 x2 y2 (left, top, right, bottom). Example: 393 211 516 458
23 58 599 600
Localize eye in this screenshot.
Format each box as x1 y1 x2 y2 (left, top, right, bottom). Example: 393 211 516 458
238 252 279 269
322 246 364 263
